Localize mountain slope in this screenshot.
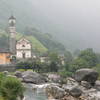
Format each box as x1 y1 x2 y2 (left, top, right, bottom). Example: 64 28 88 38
0 29 48 53
0 29 66 54
24 27 66 53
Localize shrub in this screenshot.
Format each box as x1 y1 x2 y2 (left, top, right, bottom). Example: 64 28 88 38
0 75 25 100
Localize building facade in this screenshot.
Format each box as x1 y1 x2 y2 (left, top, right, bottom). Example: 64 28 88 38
0 51 11 65
16 38 32 59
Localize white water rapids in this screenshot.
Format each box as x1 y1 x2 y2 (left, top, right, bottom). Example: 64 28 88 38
24 84 48 100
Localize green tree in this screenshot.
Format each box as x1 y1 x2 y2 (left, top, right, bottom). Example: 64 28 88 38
67 48 98 73
64 51 73 63
48 52 60 72
69 58 89 72
78 48 98 67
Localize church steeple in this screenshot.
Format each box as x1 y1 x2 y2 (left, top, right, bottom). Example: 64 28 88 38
8 15 16 54
9 16 16 27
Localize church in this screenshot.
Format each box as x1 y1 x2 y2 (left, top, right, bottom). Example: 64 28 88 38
16 38 32 59
9 15 32 59
0 16 32 64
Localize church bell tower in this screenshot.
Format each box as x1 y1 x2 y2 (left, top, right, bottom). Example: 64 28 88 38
8 15 16 54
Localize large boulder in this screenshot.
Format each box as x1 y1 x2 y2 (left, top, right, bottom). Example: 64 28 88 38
22 71 46 84
69 87 82 98
62 77 79 91
74 68 98 85
82 89 100 100
45 84 65 99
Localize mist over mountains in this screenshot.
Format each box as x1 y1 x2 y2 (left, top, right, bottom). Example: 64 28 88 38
0 0 100 52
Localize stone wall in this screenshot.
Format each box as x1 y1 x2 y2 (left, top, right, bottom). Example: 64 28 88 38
0 64 16 72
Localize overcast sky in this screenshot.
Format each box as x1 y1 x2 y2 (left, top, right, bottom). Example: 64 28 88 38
25 0 100 51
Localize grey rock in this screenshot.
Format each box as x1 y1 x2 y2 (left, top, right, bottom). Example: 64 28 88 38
74 68 98 85
81 81 92 89
3 71 9 75
45 84 65 99
14 71 22 78
94 81 100 91
69 87 82 98
62 77 79 91
22 71 46 84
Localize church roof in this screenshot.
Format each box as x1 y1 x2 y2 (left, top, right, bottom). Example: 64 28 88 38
9 15 16 20
17 37 30 44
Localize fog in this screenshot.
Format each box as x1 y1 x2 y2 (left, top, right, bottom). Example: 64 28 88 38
27 0 100 52
1 0 100 52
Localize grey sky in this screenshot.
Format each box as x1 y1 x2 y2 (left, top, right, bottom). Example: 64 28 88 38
25 0 100 51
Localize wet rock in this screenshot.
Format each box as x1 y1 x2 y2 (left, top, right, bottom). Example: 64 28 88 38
61 95 80 100
22 71 46 84
81 81 92 89
82 89 100 100
69 87 82 98
74 68 98 85
94 80 100 91
45 84 65 99
62 77 79 92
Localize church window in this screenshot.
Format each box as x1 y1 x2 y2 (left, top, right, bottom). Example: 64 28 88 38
22 45 25 47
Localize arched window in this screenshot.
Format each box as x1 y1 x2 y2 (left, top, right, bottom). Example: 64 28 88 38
22 45 25 47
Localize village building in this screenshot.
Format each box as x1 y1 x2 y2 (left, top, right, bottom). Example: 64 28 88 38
16 38 32 59
0 15 32 64
0 49 11 65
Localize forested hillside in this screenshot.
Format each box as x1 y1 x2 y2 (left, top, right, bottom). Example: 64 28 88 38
0 29 66 54
0 29 47 53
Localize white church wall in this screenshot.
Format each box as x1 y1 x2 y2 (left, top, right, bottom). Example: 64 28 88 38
16 51 23 58
16 50 32 59
16 38 32 59
16 43 31 50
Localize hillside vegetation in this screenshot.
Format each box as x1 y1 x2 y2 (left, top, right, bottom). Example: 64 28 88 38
0 29 47 53
0 29 66 54
16 33 48 53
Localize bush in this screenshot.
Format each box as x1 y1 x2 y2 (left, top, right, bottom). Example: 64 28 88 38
59 70 73 78
0 74 25 100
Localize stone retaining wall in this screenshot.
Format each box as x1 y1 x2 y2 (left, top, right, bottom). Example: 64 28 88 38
0 64 16 72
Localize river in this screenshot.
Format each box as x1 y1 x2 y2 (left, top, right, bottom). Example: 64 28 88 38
24 84 48 100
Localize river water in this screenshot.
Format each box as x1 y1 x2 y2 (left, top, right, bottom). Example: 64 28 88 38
24 84 48 100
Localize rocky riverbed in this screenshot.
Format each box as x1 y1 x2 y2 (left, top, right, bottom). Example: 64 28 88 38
3 68 100 100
